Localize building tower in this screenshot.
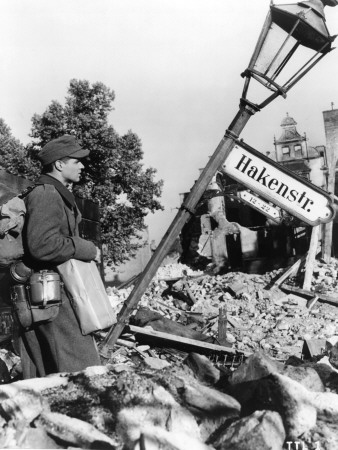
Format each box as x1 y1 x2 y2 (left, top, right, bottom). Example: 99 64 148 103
274 113 310 178
274 113 326 188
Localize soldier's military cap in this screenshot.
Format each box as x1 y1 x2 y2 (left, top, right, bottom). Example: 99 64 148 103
38 135 89 166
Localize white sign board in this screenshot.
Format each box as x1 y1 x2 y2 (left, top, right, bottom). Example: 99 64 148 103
223 145 335 225
238 190 281 222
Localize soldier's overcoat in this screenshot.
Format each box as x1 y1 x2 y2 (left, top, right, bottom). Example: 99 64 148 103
21 174 101 378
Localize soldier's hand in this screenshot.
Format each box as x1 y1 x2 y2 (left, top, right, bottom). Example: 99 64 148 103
94 246 101 263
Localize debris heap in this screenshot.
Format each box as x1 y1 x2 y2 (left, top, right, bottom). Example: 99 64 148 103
107 259 338 362
0 259 338 449
0 349 338 449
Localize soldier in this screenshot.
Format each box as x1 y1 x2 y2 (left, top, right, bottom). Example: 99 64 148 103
21 135 101 378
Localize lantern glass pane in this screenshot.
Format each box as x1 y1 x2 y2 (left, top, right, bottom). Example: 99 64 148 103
253 23 297 79
251 21 316 90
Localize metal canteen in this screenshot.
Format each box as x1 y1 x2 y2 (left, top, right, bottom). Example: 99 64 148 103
29 270 62 306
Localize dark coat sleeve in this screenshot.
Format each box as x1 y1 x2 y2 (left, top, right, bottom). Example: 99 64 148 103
25 185 97 264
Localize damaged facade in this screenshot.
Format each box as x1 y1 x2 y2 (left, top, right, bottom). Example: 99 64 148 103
180 110 338 274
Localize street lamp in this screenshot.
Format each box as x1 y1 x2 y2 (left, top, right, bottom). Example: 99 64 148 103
100 0 337 355
242 0 336 110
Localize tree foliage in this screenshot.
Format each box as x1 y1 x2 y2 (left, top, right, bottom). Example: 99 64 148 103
0 119 39 178
4 80 163 265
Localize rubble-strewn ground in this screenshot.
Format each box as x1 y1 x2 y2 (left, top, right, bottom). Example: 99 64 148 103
108 259 338 362
1 258 338 449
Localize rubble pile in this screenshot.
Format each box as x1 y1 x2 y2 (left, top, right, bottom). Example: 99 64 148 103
107 260 338 362
1 259 338 449
290 259 338 295
154 262 204 280
0 350 338 449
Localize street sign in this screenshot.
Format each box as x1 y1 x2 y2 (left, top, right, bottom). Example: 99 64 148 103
223 141 335 226
238 190 281 222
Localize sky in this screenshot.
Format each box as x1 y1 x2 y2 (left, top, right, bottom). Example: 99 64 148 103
1 0 338 244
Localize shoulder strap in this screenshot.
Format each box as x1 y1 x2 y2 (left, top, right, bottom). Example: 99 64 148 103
18 183 41 199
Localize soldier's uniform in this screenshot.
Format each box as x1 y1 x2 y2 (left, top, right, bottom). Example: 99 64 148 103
20 137 101 378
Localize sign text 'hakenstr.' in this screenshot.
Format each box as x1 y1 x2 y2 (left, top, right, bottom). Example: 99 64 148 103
223 145 334 226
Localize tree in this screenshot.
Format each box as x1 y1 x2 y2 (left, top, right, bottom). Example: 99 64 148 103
28 79 163 265
0 119 39 178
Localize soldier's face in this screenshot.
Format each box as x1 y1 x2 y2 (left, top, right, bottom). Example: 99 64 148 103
60 158 84 184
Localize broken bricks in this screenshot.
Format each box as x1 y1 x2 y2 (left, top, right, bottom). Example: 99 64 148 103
2 350 338 449
99 258 338 365
0 259 338 449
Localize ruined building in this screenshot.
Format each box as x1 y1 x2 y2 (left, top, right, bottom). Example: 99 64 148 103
180 110 338 273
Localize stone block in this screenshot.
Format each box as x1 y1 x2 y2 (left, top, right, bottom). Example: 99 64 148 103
143 356 171 370
182 381 240 417
0 424 16 448
15 426 61 449
152 385 178 406
0 388 47 423
210 410 285 450
117 405 172 445
117 403 200 448
184 353 220 385
302 339 326 359
270 373 317 439
133 425 213 450
287 294 308 308
111 363 134 374
225 373 317 440
83 365 110 377
227 282 248 297
229 351 282 385
37 411 117 449
281 365 325 392
312 391 338 421
10 373 69 392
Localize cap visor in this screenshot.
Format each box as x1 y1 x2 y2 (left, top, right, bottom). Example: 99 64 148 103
69 148 90 159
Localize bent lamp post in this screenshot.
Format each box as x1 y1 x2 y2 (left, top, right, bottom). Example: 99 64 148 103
100 0 337 356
